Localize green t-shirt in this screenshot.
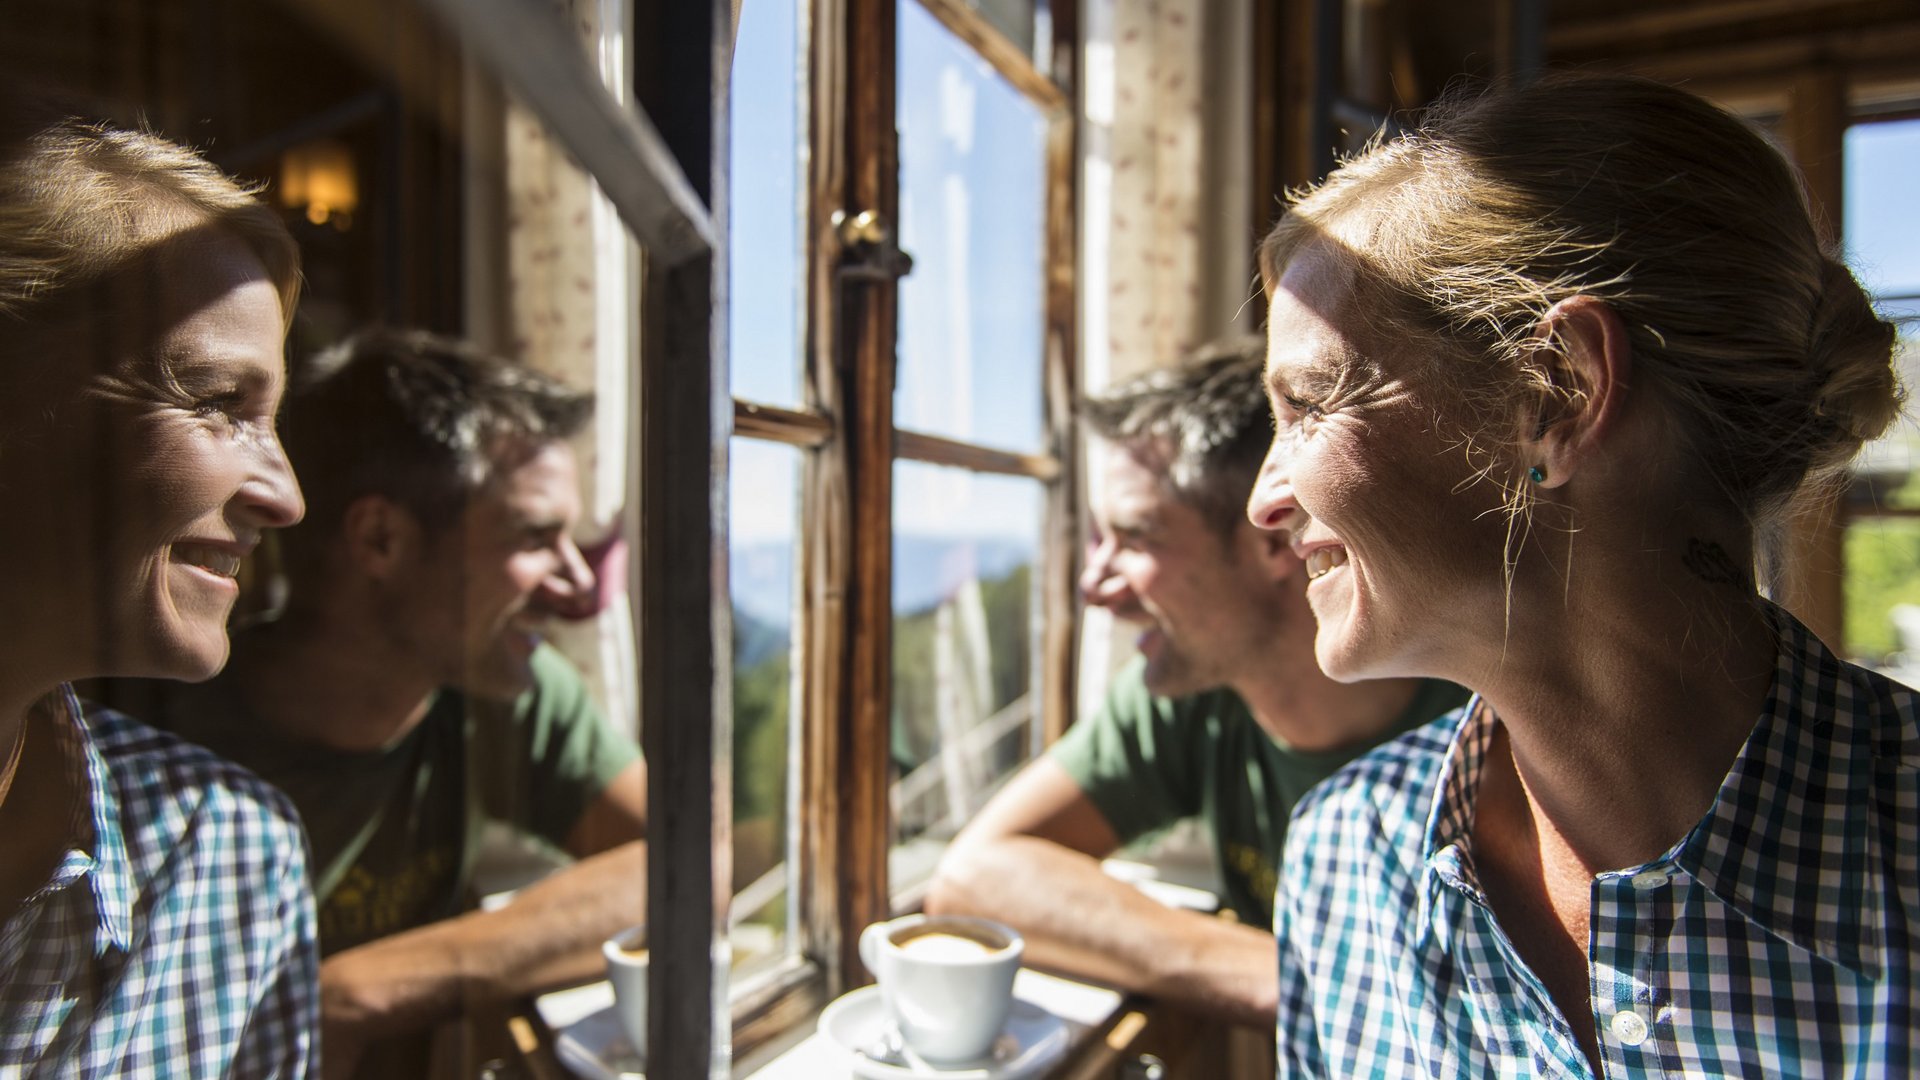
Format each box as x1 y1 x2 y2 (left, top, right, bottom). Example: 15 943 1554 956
144 643 640 955
1049 661 1466 928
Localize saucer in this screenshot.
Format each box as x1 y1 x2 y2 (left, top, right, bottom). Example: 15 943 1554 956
818 985 1071 1080
548 1000 644 1080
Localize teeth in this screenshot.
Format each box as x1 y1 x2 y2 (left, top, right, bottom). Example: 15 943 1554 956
1304 547 1348 580
176 545 242 578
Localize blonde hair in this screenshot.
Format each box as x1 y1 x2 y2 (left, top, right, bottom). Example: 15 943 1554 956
0 112 300 355
1259 74 1900 539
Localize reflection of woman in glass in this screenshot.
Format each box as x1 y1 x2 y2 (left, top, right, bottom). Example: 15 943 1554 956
1246 74 1911 1077
0 103 317 1074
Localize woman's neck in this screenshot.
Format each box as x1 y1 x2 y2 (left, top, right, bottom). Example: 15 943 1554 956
1467 533 1777 872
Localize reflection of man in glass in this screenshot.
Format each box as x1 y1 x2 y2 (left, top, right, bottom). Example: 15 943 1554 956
137 330 646 1078
926 338 1465 1025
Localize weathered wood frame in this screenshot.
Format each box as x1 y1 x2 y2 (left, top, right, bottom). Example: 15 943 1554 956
724 0 1082 1030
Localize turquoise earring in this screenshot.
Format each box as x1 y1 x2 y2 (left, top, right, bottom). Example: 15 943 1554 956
1528 465 1547 484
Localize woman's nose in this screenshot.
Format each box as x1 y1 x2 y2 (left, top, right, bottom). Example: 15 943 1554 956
1247 451 1298 534
242 434 305 529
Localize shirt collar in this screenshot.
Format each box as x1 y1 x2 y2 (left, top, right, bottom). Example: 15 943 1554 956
1676 603 1886 976
1418 603 1887 975
45 687 135 954
1419 696 1493 915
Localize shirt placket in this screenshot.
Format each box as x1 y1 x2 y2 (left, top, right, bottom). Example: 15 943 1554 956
1589 862 1680 1078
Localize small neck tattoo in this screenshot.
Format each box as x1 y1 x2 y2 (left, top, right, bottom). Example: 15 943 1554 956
1682 538 1748 588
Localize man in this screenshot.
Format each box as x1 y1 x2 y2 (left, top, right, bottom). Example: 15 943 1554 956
136 330 645 1078
925 338 1465 1026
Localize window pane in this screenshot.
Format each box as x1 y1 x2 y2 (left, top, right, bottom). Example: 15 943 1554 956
1845 118 1920 300
13 3 679 1069
1851 298 1920 510
729 439 801 978
729 0 805 406
888 461 1043 893
1844 517 1920 677
1845 118 1920 513
895 0 1049 453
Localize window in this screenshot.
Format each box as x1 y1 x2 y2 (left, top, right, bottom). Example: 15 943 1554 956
887 0 1056 896
1840 115 1920 675
728 0 806 994
723 0 1079 1049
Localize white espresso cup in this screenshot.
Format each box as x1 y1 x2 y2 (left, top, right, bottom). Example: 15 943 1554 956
859 914 1024 1063
602 926 650 1057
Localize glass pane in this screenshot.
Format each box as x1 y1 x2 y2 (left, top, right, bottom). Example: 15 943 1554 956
1845 517 1920 677
729 0 805 406
9 2 681 1070
1845 118 1920 299
895 0 1049 453
1851 298 1920 510
1845 116 1920 512
730 439 801 979
888 461 1044 892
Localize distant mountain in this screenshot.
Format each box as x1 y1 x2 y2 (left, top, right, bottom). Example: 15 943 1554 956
732 604 791 670
729 534 1033 626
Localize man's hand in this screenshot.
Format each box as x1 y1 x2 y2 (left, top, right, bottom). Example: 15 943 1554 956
926 757 1278 1027
317 837 647 1066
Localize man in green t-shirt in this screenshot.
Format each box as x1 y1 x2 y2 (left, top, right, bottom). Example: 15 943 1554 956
927 338 1465 1027
133 331 646 1077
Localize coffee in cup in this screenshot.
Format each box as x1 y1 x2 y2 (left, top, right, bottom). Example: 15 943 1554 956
859 914 1024 1063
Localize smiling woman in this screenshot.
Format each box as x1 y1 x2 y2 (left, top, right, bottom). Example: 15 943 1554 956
1247 73 1915 1079
0 97 320 1076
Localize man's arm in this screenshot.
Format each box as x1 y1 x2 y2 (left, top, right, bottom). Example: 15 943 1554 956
925 756 1277 1027
319 760 648 1079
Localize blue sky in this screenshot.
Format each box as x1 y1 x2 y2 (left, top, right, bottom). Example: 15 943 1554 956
729 0 1048 544
1845 117 1920 306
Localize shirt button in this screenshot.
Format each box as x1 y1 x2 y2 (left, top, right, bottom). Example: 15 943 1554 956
1609 1008 1651 1046
1630 871 1669 890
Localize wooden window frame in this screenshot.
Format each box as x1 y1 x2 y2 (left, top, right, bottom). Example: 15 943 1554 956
722 0 1082 1048
439 0 1080 1062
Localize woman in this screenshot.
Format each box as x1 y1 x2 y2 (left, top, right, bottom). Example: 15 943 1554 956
1247 74 1911 1077
0 104 317 1075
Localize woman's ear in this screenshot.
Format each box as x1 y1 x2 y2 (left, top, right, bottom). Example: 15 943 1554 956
1523 295 1633 489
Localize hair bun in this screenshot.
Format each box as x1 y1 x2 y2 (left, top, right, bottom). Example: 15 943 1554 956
1808 257 1902 448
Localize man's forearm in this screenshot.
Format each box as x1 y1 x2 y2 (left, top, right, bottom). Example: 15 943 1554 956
320 840 646 1040
927 835 1277 1027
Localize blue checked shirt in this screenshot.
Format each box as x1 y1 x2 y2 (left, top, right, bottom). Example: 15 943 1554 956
0 688 319 1077
1274 603 1918 1078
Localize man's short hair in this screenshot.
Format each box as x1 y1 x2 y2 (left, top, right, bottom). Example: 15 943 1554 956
1080 336 1272 534
280 329 593 571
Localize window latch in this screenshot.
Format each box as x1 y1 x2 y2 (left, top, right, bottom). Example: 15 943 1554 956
832 208 914 283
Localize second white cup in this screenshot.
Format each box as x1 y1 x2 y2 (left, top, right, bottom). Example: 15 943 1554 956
602 925 650 1057
859 913 1024 1064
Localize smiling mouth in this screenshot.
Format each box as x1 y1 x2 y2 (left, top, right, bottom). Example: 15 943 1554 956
1303 547 1349 581
173 544 244 578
